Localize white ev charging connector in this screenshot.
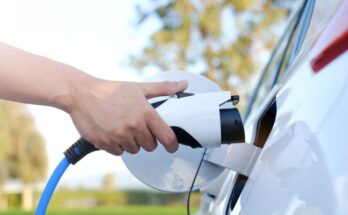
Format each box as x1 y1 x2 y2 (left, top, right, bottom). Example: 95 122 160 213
150 91 245 148
35 72 261 215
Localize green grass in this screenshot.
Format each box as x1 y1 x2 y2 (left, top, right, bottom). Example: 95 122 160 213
2 205 196 215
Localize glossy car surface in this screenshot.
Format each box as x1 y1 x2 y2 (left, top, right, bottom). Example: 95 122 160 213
197 0 348 214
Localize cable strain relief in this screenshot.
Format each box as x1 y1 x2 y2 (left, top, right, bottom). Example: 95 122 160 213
64 138 99 165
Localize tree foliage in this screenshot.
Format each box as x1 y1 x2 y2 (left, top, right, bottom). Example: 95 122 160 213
131 0 291 98
0 101 47 185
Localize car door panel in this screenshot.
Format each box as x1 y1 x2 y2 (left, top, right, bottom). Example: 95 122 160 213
237 50 348 215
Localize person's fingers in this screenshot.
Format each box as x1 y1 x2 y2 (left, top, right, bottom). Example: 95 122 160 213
97 140 124 156
135 124 157 152
146 109 178 153
118 135 140 154
110 144 124 156
139 80 188 99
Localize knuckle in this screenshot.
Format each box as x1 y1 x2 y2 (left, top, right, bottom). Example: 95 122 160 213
112 128 126 140
147 110 158 121
126 119 138 130
144 107 153 115
146 114 154 123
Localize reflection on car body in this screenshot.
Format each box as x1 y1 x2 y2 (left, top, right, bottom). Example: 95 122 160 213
196 0 348 214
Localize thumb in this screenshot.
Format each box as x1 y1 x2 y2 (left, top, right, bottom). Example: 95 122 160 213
140 80 188 98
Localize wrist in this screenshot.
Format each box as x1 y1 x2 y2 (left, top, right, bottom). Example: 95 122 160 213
51 66 96 114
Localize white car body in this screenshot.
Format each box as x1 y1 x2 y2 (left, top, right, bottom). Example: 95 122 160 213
197 0 348 214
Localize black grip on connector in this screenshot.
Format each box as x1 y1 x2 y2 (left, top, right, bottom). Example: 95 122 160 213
171 126 202 148
64 138 99 165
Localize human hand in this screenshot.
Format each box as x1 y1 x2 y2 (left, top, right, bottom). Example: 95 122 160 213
67 77 188 156
0 42 187 155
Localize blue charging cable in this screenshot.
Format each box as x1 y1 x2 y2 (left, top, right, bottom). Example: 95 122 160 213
35 138 98 215
35 157 70 215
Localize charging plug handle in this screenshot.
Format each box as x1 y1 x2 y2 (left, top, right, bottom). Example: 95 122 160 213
64 93 245 163
64 138 98 164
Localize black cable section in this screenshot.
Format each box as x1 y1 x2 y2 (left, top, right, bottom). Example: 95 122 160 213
187 148 207 215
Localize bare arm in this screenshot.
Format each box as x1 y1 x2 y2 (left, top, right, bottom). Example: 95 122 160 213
0 42 188 155
0 42 85 110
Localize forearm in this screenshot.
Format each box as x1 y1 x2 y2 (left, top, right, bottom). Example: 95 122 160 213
0 41 187 155
0 42 92 112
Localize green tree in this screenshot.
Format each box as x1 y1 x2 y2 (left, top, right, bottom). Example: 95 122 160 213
0 101 47 210
131 0 292 104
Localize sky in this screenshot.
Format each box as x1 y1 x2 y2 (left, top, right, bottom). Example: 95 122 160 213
0 0 159 189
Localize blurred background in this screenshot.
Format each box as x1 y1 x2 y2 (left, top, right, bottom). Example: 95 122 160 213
0 0 296 214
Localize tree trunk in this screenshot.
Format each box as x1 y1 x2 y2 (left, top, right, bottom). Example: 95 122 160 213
0 190 8 211
21 184 33 211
